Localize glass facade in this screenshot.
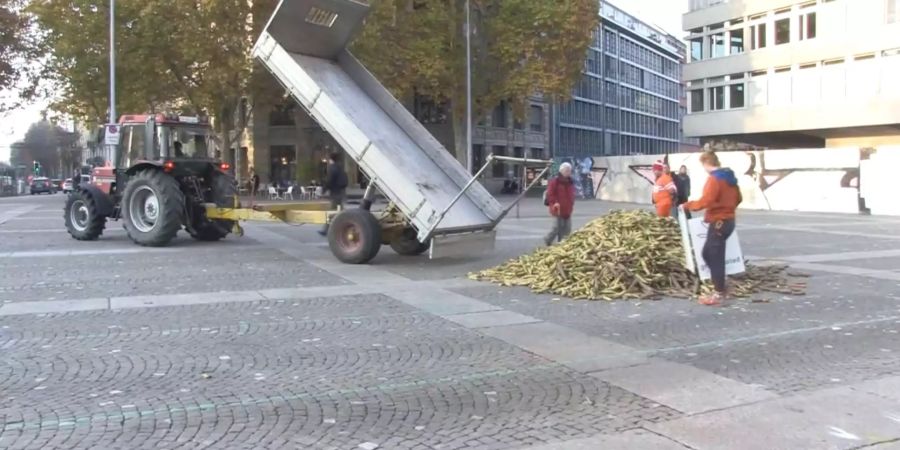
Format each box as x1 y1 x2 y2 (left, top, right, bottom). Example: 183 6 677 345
553 16 684 157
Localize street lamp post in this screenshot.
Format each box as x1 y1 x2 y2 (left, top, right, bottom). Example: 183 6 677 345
465 0 473 174
107 0 116 166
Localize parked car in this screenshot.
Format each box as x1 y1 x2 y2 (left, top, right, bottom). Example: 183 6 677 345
30 177 55 195
51 179 63 192
62 178 74 193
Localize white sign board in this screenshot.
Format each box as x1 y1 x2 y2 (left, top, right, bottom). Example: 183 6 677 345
678 209 745 281
104 125 120 146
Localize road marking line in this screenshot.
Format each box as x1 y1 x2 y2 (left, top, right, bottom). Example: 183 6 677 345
0 228 126 234
0 205 40 225
774 248 900 263
0 248 181 259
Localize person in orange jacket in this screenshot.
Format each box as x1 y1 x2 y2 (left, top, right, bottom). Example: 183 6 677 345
651 160 677 217
684 151 743 306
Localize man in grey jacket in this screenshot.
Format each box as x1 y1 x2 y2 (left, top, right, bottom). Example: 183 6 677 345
318 152 348 236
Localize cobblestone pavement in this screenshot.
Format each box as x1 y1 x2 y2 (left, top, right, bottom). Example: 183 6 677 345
2 194 900 449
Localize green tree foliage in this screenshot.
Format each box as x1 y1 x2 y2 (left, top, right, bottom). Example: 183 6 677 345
25 0 597 165
0 0 27 90
0 0 42 109
352 0 600 161
27 0 261 156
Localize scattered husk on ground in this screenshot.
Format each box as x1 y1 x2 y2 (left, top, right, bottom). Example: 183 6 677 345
469 210 808 301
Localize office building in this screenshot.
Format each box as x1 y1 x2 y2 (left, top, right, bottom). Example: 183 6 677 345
684 0 900 148
552 1 687 158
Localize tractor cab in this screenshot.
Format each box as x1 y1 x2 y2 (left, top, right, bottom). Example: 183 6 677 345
116 114 218 170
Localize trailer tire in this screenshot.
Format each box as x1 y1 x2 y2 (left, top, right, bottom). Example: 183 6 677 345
64 190 107 241
122 169 184 247
390 228 429 256
190 172 238 242
328 209 381 264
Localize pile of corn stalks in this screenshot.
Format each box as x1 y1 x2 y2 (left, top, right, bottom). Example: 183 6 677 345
469 210 807 301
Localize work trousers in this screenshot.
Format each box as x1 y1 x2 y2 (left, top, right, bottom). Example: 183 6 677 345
545 217 572 245
320 191 346 234
702 219 736 293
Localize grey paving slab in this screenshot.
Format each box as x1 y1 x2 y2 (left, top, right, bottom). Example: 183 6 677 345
111 290 266 309
848 375 900 402
387 288 502 316
480 322 648 372
593 359 778 415
648 383 900 450
0 298 108 316
515 429 691 450
443 310 541 328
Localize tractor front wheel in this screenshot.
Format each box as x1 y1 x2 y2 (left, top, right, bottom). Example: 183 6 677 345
390 227 429 256
64 190 107 241
189 172 239 242
122 170 184 247
328 209 382 264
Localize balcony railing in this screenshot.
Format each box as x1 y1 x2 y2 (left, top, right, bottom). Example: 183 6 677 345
689 0 728 12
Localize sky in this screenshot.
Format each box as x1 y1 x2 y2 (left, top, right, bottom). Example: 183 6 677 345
0 0 688 164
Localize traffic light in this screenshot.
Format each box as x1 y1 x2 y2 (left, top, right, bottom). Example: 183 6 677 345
32 161 40 174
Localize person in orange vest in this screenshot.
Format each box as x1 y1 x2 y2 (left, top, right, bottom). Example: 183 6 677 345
684 151 743 306
651 160 677 217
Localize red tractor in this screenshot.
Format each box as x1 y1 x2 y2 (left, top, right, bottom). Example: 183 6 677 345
64 114 238 246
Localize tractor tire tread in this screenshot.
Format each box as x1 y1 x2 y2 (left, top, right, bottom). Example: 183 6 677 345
328 209 382 264
189 172 238 242
123 169 184 247
64 190 107 241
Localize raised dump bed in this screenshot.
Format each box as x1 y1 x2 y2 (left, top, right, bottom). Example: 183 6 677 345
247 0 549 263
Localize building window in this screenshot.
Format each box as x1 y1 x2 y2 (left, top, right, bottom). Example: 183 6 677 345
775 17 791 45
711 33 726 58
799 12 816 40
491 146 506 177
709 86 725 110
729 84 745 108
413 94 449 124
690 89 704 113
690 37 703 61
730 29 744 54
528 105 544 132
751 23 767 49
269 104 296 126
492 102 508 128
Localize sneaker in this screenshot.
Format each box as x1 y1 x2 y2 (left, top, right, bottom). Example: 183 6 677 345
698 292 724 306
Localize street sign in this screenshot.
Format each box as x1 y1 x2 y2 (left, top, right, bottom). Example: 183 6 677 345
104 124 120 146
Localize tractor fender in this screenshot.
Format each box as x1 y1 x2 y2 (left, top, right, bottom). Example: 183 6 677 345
78 183 115 217
125 162 163 176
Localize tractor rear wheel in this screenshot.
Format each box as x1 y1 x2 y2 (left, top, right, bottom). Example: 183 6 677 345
189 172 239 242
328 209 382 264
122 169 184 247
390 227 429 256
64 190 107 241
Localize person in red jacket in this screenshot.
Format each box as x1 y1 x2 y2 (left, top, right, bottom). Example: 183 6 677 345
684 151 743 306
544 162 576 246
652 160 677 217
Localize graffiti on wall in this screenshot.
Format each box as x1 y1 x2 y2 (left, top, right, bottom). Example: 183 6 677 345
557 147 865 213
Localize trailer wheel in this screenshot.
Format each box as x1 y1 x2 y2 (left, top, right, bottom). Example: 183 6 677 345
64 190 107 241
190 172 238 242
390 228 429 256
328 209 381 264
122 169 184 247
